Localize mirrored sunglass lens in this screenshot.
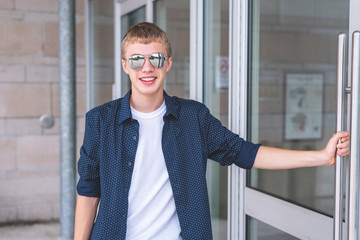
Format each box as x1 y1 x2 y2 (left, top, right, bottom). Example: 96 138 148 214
128 55 145 70
149 53 166 68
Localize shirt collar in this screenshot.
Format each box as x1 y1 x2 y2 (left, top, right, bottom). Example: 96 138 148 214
164 91 180 120
117 90 180 125
117 91 132 124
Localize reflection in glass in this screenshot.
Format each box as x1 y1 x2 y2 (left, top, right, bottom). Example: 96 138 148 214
121 7 146 96
91 0 115 107
203 0 229 239
154 0 190 99
248 0 349 216
247 217 299 240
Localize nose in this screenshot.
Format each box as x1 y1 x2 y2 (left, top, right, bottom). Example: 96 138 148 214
141 57 155 72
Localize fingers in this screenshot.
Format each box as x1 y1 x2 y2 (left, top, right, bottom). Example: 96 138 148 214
337 143 350 156
335 131 350 157
337 147 350 156
340 135 350 143
337 132 350 147
333 131 349 144
337 142 349 149
333 131 349 139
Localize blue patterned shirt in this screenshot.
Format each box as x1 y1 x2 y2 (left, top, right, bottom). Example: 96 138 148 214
77 91 260 239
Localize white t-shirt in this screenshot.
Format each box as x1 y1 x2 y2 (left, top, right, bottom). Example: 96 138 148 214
126 101 182 240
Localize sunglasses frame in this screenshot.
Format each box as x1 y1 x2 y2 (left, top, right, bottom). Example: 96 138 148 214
125 53 168 70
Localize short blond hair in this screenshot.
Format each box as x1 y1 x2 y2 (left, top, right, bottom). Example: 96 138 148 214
121 22 172 58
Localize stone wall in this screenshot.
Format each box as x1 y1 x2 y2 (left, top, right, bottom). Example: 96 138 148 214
0 0 86 223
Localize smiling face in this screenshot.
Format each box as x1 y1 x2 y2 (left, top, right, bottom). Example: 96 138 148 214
122 41 172 101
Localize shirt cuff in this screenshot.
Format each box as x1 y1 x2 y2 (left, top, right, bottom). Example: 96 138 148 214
235 141 261 169
77 178 101 197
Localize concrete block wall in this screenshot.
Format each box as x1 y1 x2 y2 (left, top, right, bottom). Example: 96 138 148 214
0 0 87 224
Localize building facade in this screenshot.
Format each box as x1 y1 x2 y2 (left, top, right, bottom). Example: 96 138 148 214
1 0 360 239
0 0 86 224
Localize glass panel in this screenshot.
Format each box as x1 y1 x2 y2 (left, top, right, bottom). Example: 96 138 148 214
154 0 190 98
92 0 115 107
204 0 229 239
248 0 349 217
121 7 146 96
247 217 299 240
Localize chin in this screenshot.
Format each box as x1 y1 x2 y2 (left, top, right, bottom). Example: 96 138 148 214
135 87 163 96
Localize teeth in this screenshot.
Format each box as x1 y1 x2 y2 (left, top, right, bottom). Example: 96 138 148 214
140 77 155 82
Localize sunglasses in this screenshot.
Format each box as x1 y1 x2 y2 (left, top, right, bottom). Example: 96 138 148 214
125 53 168 70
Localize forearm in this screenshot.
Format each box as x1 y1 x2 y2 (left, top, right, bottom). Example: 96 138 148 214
252 131 350 170
74 195 100 240
253 146 330 170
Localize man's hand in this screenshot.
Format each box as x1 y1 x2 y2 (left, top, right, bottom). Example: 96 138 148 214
320 131 350 166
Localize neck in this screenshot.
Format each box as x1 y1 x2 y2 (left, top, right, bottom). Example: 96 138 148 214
130 91 164 113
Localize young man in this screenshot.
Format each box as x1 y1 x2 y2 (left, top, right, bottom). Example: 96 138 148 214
74 22 350 240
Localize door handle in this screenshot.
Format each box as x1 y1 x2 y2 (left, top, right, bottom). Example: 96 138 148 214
334 33 347 240
348 31 360 240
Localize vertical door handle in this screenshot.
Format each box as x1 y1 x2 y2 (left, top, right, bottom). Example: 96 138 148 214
334 33 347 240
348 31 360 240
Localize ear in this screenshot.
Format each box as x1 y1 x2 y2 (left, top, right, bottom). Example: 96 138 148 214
166 57 173 72
122 59 130 74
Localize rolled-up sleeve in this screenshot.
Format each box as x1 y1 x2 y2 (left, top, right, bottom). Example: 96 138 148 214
201 105 260 169
234 141 261 169
77 110 101 197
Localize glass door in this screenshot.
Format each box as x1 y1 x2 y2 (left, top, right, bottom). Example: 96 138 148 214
248 0 349 217
239 0 360 239
115 0 147 97
86 0 115 109
153 0 190 99
203 0 230 238
119 6 146 95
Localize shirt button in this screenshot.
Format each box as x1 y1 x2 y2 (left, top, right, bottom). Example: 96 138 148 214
133 136 136 140
128 162 132 167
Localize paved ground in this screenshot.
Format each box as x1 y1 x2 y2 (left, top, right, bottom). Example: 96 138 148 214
0 221 60 240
